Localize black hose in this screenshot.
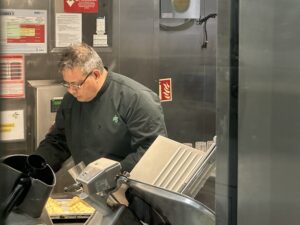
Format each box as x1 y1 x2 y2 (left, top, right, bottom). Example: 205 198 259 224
0 176 31 220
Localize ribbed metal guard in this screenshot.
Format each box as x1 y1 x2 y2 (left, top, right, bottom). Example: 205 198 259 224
152 147 205 192
130 136 216 197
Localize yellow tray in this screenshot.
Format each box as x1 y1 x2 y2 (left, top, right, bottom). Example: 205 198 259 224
45 197 95 219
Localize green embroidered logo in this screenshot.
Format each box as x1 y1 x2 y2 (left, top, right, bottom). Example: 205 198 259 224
112 115 119 124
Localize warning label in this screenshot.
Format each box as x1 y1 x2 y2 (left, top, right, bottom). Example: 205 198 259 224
159 78 172 102
64 0 98 13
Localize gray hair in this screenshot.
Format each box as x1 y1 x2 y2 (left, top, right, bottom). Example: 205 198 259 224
58 43 104 76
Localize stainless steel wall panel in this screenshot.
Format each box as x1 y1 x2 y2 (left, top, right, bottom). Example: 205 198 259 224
118 0 158 89
217 0 300 224
215 0 233 223
238 0 300 224
114 0 217 144
159 0 217 143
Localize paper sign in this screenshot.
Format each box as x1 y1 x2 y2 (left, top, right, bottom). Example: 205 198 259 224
0 54 25 98
0 110 25 141
55 13 82 47
159 78 172 102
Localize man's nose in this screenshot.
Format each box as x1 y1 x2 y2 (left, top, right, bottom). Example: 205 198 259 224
67 86 77 95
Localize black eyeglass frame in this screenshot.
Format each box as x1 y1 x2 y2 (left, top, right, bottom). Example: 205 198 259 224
61 70 93 89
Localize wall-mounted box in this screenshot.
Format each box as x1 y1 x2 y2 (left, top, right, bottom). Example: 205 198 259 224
27 80 66 151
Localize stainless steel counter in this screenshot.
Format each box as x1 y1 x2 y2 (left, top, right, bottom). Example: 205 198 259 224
6 209 53 225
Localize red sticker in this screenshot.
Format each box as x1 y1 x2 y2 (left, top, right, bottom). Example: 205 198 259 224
64 0 98 13
159 78 172 102
7 24 45 43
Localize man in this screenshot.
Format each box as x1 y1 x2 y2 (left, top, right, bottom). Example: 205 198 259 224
34 43 167 173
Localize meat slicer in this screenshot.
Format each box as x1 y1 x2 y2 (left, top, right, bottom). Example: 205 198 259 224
65 135 216 225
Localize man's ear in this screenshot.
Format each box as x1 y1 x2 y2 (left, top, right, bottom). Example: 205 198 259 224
94 70 101 79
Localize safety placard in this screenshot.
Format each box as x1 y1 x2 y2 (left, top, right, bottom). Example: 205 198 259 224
64 0 98 13
0 54 25 98
0 9 47 53
159 78 173 102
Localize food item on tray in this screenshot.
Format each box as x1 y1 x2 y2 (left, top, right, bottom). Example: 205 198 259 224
68 196 95 213
45 197 65 214
45 196 95 215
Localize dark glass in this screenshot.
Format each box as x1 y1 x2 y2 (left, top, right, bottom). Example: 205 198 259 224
61 70 93 89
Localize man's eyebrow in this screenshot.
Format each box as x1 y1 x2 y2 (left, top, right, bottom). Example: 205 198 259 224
63 80 79 84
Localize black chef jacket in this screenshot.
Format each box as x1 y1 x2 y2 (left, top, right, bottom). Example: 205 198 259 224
35 71 167 172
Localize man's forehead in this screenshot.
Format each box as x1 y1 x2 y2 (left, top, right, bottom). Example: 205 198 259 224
63 67 83 76
62 67 84 81
63 67 82 74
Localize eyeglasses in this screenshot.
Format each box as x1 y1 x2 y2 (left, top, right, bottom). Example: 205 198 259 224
61 70 93 89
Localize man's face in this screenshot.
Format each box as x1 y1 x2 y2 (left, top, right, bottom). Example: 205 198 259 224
62 67 99 102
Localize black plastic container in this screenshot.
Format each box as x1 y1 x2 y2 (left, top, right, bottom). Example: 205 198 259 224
0 154 56 218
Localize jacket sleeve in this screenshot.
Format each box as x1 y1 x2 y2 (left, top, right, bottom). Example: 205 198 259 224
33 101 71 172
120 91 167 172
